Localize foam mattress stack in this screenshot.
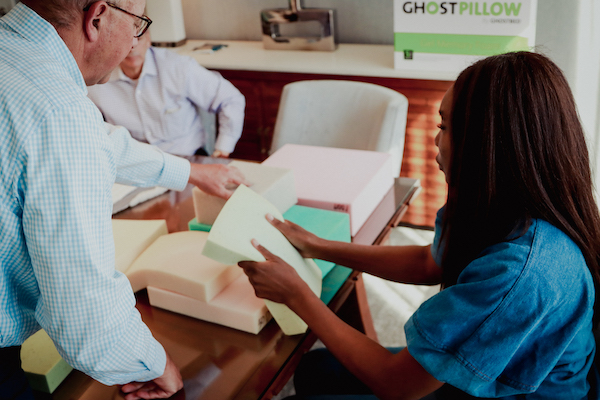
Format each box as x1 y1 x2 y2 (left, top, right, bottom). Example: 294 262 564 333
114 221 272 335
262 144 395 237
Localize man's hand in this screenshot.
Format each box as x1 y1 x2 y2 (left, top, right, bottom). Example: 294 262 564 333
121 353 182 400
211 150 230 158
188 163 247 199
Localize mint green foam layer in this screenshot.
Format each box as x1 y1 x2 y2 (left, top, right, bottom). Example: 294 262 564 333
283 205 350 277
188 218 212 232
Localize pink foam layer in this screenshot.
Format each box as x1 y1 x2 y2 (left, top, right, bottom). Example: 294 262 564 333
147 274 272 334
263 144 394 235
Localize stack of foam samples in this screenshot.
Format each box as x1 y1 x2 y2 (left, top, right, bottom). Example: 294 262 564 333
21 145 395 389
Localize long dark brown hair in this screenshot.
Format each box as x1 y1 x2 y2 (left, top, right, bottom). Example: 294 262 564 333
439 52 600 304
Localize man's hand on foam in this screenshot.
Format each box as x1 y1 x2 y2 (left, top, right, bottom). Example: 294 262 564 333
188 163 248 199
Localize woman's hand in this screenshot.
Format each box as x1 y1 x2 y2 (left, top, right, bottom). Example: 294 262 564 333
266 214 322 259
238 239 310 306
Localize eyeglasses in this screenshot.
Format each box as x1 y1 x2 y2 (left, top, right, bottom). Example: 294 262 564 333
106 2 152 38
85 2 152 38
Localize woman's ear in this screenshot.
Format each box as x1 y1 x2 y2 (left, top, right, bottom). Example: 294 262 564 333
82 2 108 42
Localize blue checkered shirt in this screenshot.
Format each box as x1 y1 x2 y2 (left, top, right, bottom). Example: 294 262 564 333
0 4 190 384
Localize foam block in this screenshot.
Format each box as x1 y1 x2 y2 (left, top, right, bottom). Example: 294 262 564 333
263 144 394 236
126 231 242 302
190 205 350 277
283 205 350 278
192 160 297 225
21 330 73 393
188 218 212 232
112 219 168 273
320 265 353 305
147 273 272 334
192 187 225 227
202 184 321 335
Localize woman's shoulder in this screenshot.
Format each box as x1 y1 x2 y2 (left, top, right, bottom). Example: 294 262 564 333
484 219 586 270
528 219 584 255
470 219 592 296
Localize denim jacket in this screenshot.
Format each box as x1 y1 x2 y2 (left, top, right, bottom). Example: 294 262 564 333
406 209 596 399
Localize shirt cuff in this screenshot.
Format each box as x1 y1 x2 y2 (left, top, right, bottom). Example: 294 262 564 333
125 330 168 383
157 154 190 191
140 337 167 380
214 133 239 154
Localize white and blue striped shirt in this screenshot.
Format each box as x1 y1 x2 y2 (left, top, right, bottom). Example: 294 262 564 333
87 46 246 156
0 3 190 384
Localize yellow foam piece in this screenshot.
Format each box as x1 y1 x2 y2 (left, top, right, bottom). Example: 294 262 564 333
125 231 242 302
21 330 73 393
193 160 297 225
202 184 321 335
112 219 168 273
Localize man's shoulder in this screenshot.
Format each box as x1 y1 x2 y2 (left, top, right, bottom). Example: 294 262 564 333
2 53 86 117
1 15 87 112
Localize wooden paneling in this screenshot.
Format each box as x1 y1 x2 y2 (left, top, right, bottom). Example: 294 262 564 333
219 69 451 227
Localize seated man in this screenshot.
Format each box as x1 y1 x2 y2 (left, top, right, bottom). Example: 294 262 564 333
88 32 245 158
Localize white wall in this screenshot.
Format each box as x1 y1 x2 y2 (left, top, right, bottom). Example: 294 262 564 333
535 1 600 177
181 1 587 85
181 0 600 178
181 0 394 44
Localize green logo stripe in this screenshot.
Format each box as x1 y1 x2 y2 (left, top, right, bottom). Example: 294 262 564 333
394 33 529 56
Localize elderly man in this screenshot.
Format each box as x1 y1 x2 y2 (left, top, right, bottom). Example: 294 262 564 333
88 32 245 158
0 1 245 399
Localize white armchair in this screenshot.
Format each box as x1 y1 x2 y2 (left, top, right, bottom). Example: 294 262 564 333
270 80 409 176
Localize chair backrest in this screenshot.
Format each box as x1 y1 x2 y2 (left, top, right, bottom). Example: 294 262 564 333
270 80 409 176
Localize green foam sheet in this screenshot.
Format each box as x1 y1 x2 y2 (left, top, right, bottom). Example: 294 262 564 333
283 205 350 277
188 218 212 232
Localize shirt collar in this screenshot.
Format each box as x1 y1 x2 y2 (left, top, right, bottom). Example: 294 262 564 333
116 47 158 82
2 3 87 93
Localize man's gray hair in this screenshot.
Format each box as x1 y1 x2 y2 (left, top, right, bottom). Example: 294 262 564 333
29 0 128 28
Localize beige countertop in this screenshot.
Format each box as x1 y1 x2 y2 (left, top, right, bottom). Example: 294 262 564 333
172 40 456 81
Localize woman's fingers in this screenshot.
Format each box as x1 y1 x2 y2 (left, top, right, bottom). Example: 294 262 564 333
250 238 282 262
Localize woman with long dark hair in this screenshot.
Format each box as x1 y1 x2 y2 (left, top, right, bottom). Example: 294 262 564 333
239 51 600 399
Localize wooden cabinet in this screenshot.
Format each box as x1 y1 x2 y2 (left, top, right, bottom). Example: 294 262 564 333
217 69 451 227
